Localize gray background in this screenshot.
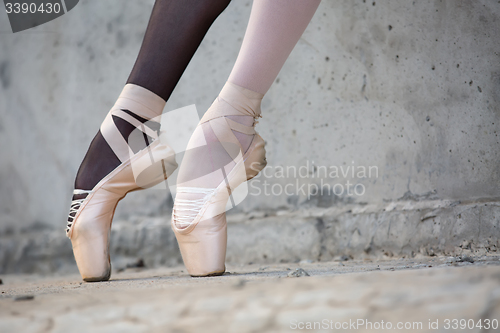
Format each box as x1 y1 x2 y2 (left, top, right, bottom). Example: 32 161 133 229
0 0 499 273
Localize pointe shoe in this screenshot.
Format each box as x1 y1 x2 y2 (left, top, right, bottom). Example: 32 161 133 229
172 82 267 277
67 85 177 282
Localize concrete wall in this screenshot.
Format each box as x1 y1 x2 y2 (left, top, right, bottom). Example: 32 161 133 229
0 0 499 273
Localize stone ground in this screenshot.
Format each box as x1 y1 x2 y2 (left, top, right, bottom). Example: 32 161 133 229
1 255 500 333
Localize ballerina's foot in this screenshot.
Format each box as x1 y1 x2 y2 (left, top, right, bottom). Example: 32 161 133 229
68 84 177 282
172 82 267 277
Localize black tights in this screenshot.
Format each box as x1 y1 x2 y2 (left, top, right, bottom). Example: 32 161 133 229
127 0 231 100
74 0 231 191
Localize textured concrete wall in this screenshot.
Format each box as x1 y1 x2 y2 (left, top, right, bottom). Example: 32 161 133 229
0 0 499 273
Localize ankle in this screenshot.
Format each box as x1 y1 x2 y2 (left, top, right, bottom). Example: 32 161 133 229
201 82 264 123
226 115 254 153
113 84 166 120
226 115 254 127
74 85 166 191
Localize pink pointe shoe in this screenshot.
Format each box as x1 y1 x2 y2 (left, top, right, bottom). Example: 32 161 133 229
67 85 177 282
172 82 267 277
